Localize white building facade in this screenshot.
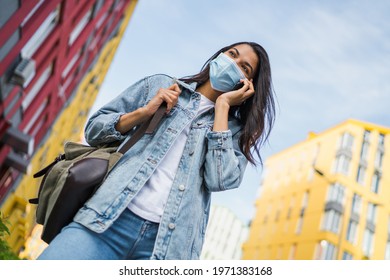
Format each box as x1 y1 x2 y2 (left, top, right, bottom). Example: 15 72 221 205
201 205 249 260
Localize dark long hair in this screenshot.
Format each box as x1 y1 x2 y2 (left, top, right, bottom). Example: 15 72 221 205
180 42 276 166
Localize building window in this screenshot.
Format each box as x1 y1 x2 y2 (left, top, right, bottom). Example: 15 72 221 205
346 220 358 244
362 203 377 258
96 12 108 29
378 133 385 148
366 203 377 224
113 0 125 12
69 8 92 45
333 132 354 178
22 63 53 110
362 228 375 257
386 218 390 259
275 201 283 222
370 172 381 194
333 154 351 175
23 99 48 134
61 52 80 79
326 183 345 204
286 196 295 219
295 217 304 234
301 191 309 209
92 0 104 18
360 139 370 161
339 132 354 151
351 193 362 215
21 5 60 58
288 244 297 260
363 130 370 141
385 241 390 260
315 240 336 260
0 0 20 28
0 29 20 62
374 151 384 170
31 117 46 137
322 209 341 234
342 251 353 260
296 192 309 234
110 0 120 12
21 0 45 26
356 165 366 185
88 34 100 52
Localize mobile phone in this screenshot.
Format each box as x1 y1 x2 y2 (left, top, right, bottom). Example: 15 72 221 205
233 82 244 91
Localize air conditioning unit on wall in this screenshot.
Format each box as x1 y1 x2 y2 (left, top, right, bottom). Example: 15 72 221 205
12 58 36 88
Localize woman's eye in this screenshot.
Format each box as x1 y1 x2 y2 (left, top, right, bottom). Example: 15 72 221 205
229 50 236 57
242 65 249 74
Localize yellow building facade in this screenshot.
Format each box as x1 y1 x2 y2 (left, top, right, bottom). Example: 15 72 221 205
0 1 138 258
242 119 389 260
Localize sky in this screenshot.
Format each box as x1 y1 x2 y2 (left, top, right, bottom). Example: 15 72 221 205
89 0 390 224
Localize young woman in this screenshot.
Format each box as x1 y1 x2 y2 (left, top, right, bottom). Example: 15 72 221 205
38 41 276 260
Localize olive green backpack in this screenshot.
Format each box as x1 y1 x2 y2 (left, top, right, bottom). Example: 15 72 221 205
30 104 166 243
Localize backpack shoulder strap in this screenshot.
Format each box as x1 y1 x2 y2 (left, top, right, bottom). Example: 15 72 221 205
117 103 166 154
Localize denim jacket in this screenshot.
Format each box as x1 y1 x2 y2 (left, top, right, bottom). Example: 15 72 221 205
75 74 247 259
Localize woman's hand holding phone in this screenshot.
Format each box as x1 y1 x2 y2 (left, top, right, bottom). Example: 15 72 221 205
216 79 255 108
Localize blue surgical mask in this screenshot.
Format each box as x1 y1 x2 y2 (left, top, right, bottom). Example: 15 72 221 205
209 52 246 92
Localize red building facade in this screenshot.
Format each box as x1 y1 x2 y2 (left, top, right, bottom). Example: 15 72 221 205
0 0 133 203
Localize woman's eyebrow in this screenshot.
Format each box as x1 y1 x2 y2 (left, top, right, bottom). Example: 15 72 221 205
233 47 254 75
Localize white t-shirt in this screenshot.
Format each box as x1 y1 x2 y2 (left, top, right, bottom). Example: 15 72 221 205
128 94 215 222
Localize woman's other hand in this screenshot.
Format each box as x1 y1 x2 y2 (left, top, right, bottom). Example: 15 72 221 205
145 83 182 116
116 83 181 134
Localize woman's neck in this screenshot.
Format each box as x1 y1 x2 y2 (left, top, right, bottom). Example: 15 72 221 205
196 80 221 102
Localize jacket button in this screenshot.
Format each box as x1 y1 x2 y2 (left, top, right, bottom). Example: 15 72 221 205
179 184 185 191
168 223 176 230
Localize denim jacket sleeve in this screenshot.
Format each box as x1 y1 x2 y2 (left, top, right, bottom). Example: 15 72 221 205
84 77 148 146
203 124 248 192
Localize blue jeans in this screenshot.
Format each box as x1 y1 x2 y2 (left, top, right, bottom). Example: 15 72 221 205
37 209 159 260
